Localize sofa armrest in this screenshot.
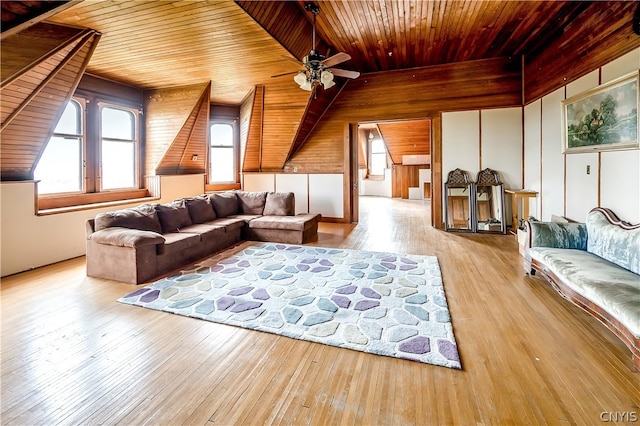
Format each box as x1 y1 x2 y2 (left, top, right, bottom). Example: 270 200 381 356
526 221 587 250
88 227 165 248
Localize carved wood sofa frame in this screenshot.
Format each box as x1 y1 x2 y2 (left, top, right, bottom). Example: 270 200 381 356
526 208 640 371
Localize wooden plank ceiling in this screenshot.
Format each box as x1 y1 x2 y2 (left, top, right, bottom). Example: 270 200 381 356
2 0 620 177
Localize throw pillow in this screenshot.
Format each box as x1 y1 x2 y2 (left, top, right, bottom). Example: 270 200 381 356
155 199 193 233
209 191 239 217
185 196 216 223
237 191 268 215
263 192 295 216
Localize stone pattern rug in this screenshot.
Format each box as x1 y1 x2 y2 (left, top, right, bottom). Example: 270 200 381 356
118 242 461 369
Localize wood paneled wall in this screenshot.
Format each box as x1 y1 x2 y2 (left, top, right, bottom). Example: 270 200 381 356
524 1 640 103
285 56 521 173
241 86 263 172
0 22 100 181
260 79 310 171
392 164 426 199
144 82 210 176
379 119 430 164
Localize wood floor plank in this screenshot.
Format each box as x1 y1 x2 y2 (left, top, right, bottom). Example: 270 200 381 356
1 196 638 425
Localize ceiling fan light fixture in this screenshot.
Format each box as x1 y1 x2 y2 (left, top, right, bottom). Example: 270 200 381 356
300 79 313 91
294 71 307 86
321 70 335 89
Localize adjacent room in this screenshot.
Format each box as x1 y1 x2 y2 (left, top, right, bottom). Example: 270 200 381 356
1 1 639 424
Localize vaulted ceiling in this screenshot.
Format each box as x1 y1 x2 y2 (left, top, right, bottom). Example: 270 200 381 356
1 0 636 177
4 0 598 104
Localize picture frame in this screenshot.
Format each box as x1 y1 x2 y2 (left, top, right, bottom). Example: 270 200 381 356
563 71 639 153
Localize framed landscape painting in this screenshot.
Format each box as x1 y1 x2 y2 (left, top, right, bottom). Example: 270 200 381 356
563 72 639 153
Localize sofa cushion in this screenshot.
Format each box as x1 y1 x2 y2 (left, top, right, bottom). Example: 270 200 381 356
586 209 640 275
528 221 588 250
185 196 217 223
94 204 162 233
89 227 165 248
209 191 239 218
249 214 320 232
207 217 246 233
529 247 640 336
155 199 193 233
263 192 295 216
237 191 267 215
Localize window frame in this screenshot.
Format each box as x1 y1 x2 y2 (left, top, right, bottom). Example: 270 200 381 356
368 138 388 178
207 120 239 186
98 102 140 192
34 96 87 196
36 94 147 211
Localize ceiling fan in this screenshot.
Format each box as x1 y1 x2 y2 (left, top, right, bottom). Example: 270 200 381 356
272 3 360 91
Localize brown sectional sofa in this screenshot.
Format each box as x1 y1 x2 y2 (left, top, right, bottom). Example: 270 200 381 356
86 191 321 284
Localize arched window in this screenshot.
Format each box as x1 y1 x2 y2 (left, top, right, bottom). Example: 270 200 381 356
209 122 236 183
34 99 84 194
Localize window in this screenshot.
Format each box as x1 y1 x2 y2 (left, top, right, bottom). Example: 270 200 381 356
100 105 138 190
369 139 387 176
209 122 236 183
34 99 84 194
34 96 144 209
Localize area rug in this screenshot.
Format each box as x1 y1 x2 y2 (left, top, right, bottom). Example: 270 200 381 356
118 242 461 369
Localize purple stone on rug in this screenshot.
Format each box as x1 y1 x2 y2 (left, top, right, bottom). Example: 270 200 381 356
140 289 159 303
252 289 270 300
354 300 379 311
210 264 224 273
310 266 330 273
399 264 417 271
438 340 460 362
331 295 351 308
221 267 243 274
399 336 430 354
216 296 235 310
124 288 151 298
381 262 396 270
230 301 262 313
360 288 381 299
335 285 357 295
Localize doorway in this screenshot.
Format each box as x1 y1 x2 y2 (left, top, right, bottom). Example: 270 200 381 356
348 118 434 225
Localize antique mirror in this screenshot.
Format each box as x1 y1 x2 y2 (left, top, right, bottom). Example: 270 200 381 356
475 168 506 234
444 168 474 232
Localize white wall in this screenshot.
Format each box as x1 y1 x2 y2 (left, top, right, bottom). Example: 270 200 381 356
275 174 309 214
243 172 343 218
442 108 523 225
523 48 640 223
359 168 392 197
524 99 542 219
242 173 275 192
481 107 523 189
540 87 565 221
1 174 204 277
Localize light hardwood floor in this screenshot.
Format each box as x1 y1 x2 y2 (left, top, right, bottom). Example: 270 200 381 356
1 196 638 425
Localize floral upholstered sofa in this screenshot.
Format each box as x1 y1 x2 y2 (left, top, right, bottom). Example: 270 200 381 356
86 191 321 284
524 207 640 370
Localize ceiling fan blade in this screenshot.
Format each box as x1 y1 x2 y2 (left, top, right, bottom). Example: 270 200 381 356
280 55 303 66
322 52 351 68
329 68 360 79
271 70 304 78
